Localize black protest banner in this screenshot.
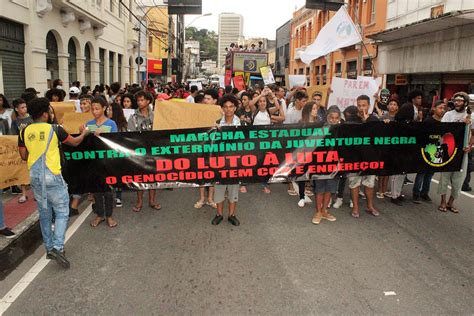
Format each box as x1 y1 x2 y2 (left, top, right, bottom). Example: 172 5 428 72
62 122 467 193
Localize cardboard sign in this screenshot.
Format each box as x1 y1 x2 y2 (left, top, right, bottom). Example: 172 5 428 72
288 75 306 89
233 75 246 91
0 136 29 188
50 101 76 124
62 112 93 134
260 66 276 85
153 100 222 131
224 70 232 86
188 81 203 91
307 85 330 106
328 76 381 112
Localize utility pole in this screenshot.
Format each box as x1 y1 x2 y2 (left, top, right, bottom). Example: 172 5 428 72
167 14 173 83
137 24 141 85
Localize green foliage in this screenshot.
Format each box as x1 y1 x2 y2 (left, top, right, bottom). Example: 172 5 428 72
185 27 218 62
424 143 437 161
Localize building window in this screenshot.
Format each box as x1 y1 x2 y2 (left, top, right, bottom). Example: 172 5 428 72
322 64 327 85
129 0 133 22
298 68 304 75
148 36 153 52
363 58 372 75
308 22 312 43
306 67 310 75
346 60 357 79
370 0 376 23
118 54 122 84
109 51 114 83
294 69 297 75
118 0 122 17
335 62 342 77
109 0 114 12
99 48 105 84
315 65 320 85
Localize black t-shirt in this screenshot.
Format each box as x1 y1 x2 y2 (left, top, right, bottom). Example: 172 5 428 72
423 116 440 124
236 108 253 125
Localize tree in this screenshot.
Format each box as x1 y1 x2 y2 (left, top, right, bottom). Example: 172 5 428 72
185 27 218 62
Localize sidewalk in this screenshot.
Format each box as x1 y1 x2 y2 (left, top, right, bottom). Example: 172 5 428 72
0 188 42 280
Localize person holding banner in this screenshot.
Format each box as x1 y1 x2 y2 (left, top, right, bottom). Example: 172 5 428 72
18 97 89 268
86 97 119 228
128 91 161 213
437 92 473 213
195 89 220 209
211 95 242 226
347 96 379 218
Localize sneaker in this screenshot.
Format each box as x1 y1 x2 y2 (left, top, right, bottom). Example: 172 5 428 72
322 212 336 222
333 197 343 209
297 199 305 208
312 213 322 225
461 186 472 192
11 186 22 195
115 198 123 208
0 228 16 239
304 195 312 204
304 189 314 197
390 198 403 206
404 177 414 185
228 215 240 226
420 194 432 202
211 214 223 225
48 248 70 269
413 195 422 204
46 249 66 260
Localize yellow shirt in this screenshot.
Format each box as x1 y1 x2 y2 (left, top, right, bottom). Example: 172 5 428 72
19 123 70 175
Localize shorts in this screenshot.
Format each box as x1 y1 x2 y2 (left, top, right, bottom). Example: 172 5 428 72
214 184 239 203
347 174 376 189
312 179 338 194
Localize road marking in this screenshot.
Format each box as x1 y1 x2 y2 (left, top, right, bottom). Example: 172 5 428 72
384 291 397 296
0 204 92 315
431 179 474 199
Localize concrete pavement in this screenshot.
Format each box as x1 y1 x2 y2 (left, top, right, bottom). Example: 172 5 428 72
1 179 473 314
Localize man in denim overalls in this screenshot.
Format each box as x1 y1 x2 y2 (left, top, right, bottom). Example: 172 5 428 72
19 98 89 269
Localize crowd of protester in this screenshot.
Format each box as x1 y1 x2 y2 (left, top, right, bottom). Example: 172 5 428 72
0 78 472 269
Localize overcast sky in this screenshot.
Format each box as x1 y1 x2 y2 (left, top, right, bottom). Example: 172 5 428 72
184 0 306 39
141 0 306 39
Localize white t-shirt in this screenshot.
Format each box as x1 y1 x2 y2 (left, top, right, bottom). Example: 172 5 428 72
279 98 287 115
185 95 195 103
253 111 271 126
284 106 302 124
0 108 14 129
442 110 474 129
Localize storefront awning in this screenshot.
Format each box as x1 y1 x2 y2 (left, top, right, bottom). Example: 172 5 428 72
368 10 474 42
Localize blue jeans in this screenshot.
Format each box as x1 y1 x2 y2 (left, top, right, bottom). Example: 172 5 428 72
413 172 434 197
30 163 70 252
0 189 5 229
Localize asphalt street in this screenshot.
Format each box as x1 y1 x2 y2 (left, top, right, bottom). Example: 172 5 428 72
1 177 473 315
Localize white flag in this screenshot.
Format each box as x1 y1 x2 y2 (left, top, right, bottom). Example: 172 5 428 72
300 6 362 65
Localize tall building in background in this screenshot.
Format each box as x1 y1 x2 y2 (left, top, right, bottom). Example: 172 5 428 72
217 13 243 68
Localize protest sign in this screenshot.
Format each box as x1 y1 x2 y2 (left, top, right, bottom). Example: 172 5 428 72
153 100 222 131
233 75 246 91
328 76 381 112
50 101 76 124
218 75 225 88
62 112 93 134
62 122 466 193
307 85 330 105
0 136 29 189
260 66 276 85
288 75 306 89
123 109 135 121
188 80 203 91
224 70 232 86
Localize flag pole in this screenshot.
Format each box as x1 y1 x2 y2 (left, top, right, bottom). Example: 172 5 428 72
345 4 377 76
